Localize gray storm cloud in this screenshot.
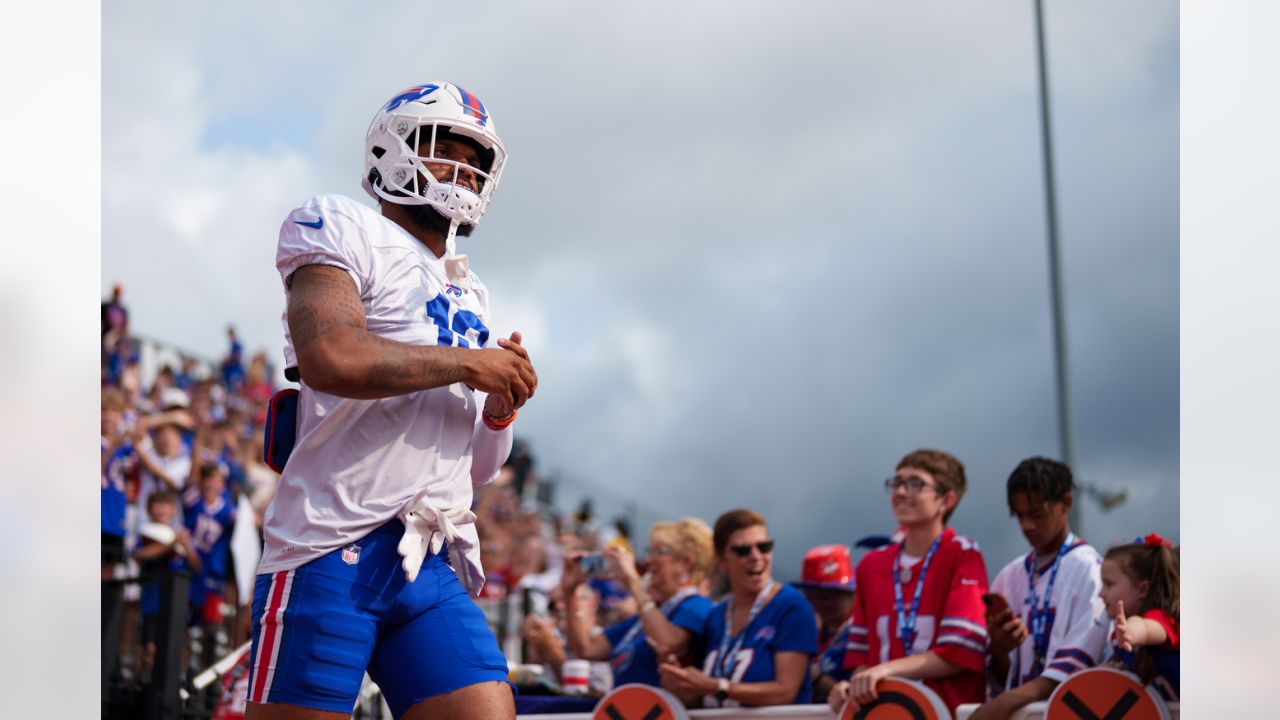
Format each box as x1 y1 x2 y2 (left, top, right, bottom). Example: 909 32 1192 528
104 0 1178 574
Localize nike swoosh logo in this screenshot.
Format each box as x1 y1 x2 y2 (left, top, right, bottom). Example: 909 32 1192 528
294 217 323 229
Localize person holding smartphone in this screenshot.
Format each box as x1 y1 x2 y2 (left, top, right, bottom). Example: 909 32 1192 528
968 458 1108 720
557 518 716 688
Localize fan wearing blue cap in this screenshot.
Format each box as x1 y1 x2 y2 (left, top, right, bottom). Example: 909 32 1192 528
793 545 857 702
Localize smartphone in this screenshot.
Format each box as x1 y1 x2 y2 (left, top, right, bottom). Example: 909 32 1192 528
578 554 610 577
982 593 1010 615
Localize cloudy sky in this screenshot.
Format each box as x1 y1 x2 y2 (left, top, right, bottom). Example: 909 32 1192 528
102 0 1178 575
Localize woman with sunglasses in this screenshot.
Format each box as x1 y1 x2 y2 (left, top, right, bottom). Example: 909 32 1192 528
558 517 716 688
659 508 818 707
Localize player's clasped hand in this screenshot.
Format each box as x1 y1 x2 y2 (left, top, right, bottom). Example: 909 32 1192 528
470 331 538 416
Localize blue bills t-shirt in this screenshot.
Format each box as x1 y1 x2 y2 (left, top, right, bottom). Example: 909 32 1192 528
701 584 819 706
817 618 855 686
604 593 713 686
183 489 237 606
101 443 133 537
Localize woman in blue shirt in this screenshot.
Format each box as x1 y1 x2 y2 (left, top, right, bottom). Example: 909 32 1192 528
659 508 818 707
560 518 716 687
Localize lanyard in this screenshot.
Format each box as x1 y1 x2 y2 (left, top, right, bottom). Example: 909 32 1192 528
714 580 775 678
616 586 699 652
892 536 942 656
1023 532 1075 670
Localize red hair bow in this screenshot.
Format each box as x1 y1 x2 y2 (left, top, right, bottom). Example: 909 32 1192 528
1142 533 1172 548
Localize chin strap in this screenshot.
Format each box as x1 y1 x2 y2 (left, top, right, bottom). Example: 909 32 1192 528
442 216 472 291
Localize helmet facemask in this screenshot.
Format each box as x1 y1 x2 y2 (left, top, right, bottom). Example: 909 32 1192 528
371 121 500 227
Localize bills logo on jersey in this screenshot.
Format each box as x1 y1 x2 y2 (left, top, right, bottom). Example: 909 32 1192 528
386 84 440 112
341 543 361 565
610 649 633 672
454 85 488 126
443 283 463 298
753 626 776 643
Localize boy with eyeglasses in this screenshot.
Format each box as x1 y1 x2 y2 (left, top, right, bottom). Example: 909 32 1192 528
967 457 1107 720
828 449 989 717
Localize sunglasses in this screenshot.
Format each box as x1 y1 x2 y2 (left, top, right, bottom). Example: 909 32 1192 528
728 539 775 558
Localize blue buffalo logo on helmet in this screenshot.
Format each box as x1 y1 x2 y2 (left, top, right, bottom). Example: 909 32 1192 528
385 84 441 112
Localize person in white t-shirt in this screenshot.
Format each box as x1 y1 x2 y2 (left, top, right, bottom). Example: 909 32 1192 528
969 457 1108 720
246 82 537 720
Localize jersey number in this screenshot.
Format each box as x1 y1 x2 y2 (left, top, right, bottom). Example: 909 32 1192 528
192 514 224 555
702 648 756 683
425 294 490 348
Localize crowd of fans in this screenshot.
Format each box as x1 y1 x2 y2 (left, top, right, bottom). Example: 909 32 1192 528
101 287 283 690
101 286 1179 719
496 451 1180 720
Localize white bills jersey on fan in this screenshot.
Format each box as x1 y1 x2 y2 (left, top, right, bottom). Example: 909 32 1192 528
259 193 509 586
988 538 1110 690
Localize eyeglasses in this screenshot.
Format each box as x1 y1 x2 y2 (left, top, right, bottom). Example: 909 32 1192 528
728 540 775 557
884 476 943 495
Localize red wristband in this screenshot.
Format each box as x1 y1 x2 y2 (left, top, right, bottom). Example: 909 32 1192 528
483 408 517 431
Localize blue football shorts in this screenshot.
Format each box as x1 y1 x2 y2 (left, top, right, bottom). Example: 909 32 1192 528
246 520 509 717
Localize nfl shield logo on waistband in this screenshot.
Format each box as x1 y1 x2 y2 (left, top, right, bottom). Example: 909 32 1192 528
342 544 361 565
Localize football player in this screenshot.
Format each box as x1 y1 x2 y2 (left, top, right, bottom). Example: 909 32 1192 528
246 82 537 720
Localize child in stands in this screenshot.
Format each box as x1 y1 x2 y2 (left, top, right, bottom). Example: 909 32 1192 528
971 457 1109 720
827 449 989 717
1099 535 1180 701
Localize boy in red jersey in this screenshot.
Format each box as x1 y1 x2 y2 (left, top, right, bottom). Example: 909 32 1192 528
828 449 989 716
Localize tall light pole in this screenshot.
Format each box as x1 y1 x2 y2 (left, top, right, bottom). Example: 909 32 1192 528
1032 0 1079 529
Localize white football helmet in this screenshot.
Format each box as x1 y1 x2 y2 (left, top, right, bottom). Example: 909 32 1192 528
363 82 507 227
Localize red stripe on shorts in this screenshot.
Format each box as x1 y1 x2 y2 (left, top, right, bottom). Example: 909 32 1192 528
251 571 290 703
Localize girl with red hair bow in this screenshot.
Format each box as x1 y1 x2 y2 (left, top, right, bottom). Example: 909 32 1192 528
1098 534 1180 700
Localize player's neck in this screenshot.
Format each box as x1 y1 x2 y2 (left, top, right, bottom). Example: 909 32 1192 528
409 223 447 258
381 204 447 257
902 521 945 557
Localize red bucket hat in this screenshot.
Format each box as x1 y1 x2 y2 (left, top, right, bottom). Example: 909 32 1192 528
793 544 856 592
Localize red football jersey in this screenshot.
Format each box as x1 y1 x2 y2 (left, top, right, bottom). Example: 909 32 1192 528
843 527 989 713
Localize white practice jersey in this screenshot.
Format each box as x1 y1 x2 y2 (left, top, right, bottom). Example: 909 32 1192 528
259 194 511 589
989 538 1109 689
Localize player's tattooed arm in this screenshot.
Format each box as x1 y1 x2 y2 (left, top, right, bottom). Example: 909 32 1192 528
288 264 538 405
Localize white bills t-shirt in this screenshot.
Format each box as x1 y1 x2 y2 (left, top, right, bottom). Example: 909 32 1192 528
259 194 510 589
989 539 1109 688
